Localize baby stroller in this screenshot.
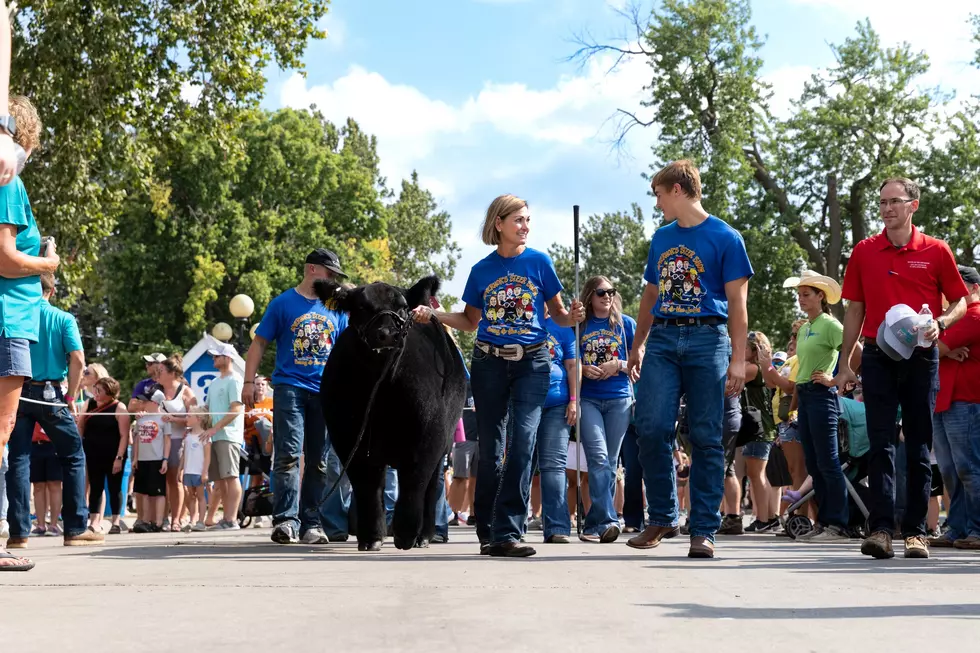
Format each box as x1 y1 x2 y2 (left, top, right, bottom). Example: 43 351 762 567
237 422 275 528
781 419 872 539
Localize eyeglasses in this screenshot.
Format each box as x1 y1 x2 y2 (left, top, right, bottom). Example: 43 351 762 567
879 198 915 208
748 331 758 340
595 288 617 298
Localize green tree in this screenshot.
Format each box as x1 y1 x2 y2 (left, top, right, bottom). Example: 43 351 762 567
549 205 650 318
11 0 330 300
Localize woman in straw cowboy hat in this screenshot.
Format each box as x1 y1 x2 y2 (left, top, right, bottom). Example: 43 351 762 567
781 271 851 541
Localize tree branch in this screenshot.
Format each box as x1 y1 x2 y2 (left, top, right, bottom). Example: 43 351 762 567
827 172 843 282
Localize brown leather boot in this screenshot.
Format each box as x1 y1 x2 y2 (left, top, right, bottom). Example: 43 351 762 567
688 536 715 558
626 525 680 550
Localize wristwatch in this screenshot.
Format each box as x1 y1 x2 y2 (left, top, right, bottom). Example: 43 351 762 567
115 455 122 461
0 116 17 137
937 317 948 332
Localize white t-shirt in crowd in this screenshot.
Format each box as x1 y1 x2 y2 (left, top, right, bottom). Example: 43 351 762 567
182 433 206 476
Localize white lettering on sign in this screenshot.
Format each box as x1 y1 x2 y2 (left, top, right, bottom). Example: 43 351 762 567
190 371 218 405
908 261 931 270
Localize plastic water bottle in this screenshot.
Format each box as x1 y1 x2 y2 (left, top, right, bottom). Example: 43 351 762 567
42 381 56 402
917 304 933 347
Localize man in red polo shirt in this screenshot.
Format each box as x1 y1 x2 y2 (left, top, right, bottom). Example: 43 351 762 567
834 176 969 560
930 265 980 550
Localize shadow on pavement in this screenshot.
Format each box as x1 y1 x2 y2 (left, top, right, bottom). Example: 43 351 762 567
643 602 980 619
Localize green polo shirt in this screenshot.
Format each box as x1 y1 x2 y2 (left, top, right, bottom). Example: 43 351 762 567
0 177 42 342
29 299 83 381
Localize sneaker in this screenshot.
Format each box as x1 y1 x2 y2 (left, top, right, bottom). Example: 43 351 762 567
717 515 744 535
219 520 240 531
904 535 929 559
328 533 349 542
953 535 980 550
301 528 329 544
132 521 153 534
796 524 824 541
526 516 543 531
45 525 62 537
191 521 208 532
861 530 895 559
466 515 477 526
271 523 299 544
64 527 106 547
807 525 850 542
745 519 768 533
448 515 460 527
30 526 46 537
430 533 449 544
928 533 958 548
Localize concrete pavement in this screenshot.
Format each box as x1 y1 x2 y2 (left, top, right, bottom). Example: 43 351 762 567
2 526 978 652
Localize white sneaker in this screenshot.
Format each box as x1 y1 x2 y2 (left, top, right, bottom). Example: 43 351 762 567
300 527 329 544
220 520 240 531
191 521 207 532
807 525 850 542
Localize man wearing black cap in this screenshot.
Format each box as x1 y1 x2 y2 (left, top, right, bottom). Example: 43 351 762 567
931 265 980 550
242 249 350 545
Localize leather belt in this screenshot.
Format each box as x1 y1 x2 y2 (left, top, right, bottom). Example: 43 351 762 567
652 316 726 327
476 340 547 362
28 380 62 385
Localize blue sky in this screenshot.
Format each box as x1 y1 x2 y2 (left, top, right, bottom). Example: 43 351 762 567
266 0 980 304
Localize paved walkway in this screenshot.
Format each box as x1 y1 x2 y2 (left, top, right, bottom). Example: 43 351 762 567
2 527 978 651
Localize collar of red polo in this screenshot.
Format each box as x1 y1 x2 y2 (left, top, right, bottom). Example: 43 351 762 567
875 225 926 252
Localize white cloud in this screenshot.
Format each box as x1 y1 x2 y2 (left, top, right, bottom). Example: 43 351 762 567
317 14 347 50
762 65 815 119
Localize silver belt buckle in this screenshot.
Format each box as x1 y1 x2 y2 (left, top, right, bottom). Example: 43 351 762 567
500 344 524 361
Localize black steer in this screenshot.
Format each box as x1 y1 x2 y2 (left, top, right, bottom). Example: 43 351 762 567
315 275 466 551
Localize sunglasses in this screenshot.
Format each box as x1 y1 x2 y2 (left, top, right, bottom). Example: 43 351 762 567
595 288 618 298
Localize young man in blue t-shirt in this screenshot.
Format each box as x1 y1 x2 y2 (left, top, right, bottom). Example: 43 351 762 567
626 160 753 559
243 249 350 545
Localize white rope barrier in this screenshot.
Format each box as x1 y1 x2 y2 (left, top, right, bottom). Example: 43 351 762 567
18 395 264 418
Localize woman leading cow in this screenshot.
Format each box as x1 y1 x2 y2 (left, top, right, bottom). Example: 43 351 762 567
412 194 585 557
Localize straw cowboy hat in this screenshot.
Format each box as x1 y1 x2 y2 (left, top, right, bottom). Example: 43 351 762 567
782 270 842 305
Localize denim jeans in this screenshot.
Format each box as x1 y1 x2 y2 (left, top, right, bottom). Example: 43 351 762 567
471 345 551 545
797 382 849 528
8 383 88 538
272 384 329 535
862 344 938 536
634 323 730 542
535 403 572 539
435 455 450 539
384 466 398 528
580 396 632 535
933 402 980 539
320 445 351 537
621 423 644 529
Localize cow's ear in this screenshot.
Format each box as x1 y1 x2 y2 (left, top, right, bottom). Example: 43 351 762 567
404 275 441 310
314 279 350 312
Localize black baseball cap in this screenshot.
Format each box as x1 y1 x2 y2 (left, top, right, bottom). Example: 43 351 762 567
958 264 980 286
306 248 348 278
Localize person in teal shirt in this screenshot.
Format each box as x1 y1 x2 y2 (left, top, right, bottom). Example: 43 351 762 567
7 272 103 551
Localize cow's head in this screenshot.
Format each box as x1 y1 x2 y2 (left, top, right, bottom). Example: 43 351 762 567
314 275 441 352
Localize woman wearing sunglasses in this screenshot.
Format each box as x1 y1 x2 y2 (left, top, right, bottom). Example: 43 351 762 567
577 276 637 543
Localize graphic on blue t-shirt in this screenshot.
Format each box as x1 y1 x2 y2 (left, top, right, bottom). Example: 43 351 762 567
484 276 539 336
643 216 754 319
581 328 625 365
289 312 338 366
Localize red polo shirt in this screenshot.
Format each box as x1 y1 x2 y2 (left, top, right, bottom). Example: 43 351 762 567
936 302 980 413
841 227 969 339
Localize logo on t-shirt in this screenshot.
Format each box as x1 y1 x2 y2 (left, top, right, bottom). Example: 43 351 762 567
138 420 160 444
290 312 337 367
657 246 706 315
582 329 624 365
547 333 560 362
483 274 539 337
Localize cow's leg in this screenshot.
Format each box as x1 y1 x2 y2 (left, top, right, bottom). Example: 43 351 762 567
348 463 386 552
392 463 431 550
415 460 442 547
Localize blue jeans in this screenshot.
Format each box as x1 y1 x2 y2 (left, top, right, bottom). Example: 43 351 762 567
536 404 571 539
471 346 551 545
272 384 329 535
634 323 730 542
580 396 632 535
862 344 938 536
621 423 644 529
321 445 351 537
384 466 398 528
8 383 88 538
435 455 450 539
933 402 980 539
797 383 848 528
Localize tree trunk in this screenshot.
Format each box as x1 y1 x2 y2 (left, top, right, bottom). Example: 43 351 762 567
826 173 845 320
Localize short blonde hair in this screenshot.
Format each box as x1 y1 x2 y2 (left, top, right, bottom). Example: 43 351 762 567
481 194 528 246
9 95 41 152
188 405 213 431
651 160 702 200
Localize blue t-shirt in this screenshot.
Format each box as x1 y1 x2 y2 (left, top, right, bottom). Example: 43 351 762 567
30 300 83 381
643 216 753 319
544 317 577 409
580 315 636 400
255 288 349 393
462 247 563 346
0 178 42 342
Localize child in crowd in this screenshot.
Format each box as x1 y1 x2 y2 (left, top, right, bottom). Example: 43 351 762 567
132 389 170 533
180 406 211 533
